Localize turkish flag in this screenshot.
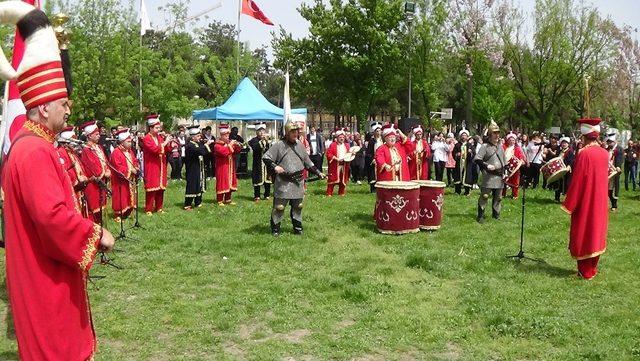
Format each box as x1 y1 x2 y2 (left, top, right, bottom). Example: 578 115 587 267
1 0 38 154
241 0 274 26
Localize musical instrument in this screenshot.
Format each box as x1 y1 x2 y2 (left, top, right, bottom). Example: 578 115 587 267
503 157 523 181
541 157 569 184
608 163 621 180
342 145 361 162
414 180 446 231
374 181 420 235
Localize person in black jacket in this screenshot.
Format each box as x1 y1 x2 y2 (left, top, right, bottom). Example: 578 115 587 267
607 133 624 211
184 126 213 210
248 123 272 201
307 126 325 178
365 122 384 192
554 137 576 202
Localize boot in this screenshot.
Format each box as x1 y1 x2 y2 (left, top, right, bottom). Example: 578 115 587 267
292 218 303 235
476 207 485 224
270 219 281 237
492 210 500 220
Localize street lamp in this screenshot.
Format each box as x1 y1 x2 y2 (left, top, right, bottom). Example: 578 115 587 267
405 1 416 119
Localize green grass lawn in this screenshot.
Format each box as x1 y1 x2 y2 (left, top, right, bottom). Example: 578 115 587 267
1 178 639 360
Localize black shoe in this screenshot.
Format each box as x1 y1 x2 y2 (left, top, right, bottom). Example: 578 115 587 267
293 228 303 235
292 219 303 235
477 208 485 224
270 220 281 237
492 212 500 220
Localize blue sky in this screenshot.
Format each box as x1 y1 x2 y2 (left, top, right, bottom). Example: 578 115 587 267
143 0 639 53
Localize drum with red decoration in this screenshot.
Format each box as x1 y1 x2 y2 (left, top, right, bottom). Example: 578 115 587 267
374 181 420 234
503 157 523 181
414 180 446 230
541 157 569 184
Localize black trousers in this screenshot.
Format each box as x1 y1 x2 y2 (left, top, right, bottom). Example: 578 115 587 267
184 195 202 208
455 183 470 195
528 163 542 188
254 184 271 199
351 163 365 182
434 161 446 182
310 154 323 174
446 168 454 186
169 156 182 179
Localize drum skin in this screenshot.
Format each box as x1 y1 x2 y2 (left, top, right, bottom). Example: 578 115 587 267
374 181 420 234
414 180 446 230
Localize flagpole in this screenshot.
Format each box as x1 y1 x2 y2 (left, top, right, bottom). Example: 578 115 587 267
236 0 241 82
139 31 143 117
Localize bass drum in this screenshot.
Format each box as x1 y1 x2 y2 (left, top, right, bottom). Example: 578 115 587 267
414 180 446 231
374 181 420 235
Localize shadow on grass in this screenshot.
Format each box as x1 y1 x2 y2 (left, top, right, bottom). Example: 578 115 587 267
348 212 377 233
512 260 575 278
243 222 272 235
523 196 558 206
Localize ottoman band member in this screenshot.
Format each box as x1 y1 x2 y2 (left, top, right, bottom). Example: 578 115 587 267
184 125 213 209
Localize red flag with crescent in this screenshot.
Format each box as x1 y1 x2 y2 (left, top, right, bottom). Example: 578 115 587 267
241 0 274 26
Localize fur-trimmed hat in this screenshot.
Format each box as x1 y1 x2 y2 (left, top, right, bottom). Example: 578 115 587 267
0 2 70 109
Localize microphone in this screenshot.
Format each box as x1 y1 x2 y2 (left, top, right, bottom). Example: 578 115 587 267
534 142 547 146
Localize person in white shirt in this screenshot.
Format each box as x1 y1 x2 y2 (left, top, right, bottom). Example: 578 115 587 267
525 132 545 188
306 126 326 177
431 132 449 182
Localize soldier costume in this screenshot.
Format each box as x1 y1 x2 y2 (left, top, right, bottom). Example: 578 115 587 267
474 120 506 223
262 122 323 236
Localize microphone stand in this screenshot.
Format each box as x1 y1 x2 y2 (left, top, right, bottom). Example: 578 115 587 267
507 142 545 263
104 158 140 243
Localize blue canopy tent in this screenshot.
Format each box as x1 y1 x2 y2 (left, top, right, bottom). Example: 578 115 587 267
192 77 307 121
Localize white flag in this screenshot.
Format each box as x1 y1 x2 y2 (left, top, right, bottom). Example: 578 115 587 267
283 72 291 123
139 0 152 36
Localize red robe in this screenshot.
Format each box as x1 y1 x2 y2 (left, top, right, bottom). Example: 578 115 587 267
142 133 169 191
2 121 102 361
562 144 609 260
81 143 110 213
300 136 311 181
57 146 88 216
326 141 351 185
405 139 431 180
110 146 139 216
503 144 525 187
214 140 242 194
375 143 410 181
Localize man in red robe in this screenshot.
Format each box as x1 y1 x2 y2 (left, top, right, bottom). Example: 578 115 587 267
80 120 111 224
214 124 242 205
502 132 526 199
142 114 173 214
562 118 609 280
326 128 351 196
405 125 431 180
110 129 140 222
375 124 410 181
0 5 115 358
57 126 89 217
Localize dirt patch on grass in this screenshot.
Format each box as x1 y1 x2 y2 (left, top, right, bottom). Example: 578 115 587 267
223 341 246 358
433 342 462 360
238 320 310 344
335 318 356 330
